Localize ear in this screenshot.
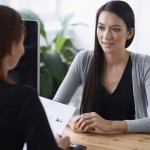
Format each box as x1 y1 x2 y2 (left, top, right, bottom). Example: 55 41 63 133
127 28 135 40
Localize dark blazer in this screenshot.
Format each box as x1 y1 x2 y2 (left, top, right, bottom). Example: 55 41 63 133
0 80 62 150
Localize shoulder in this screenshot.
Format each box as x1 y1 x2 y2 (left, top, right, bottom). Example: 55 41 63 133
131 52 150 69
0 82 40 110
131 51 150 63
13 83 37 94
7 83 38 100
131 51 150 76
75 50 93 64
77 50 93 58
71 50 93 67
14 84 41 109
73 50 93 80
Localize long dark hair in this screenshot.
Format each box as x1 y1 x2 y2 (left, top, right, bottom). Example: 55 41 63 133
80 0 135 114
0 5 25 83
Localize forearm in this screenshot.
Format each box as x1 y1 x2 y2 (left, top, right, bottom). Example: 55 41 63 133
108 120 127 134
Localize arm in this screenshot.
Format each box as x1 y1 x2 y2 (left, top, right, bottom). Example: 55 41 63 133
53 50 93 105
126 53 150 133
53 52 84 104
19 88 70 150
75 112 127 134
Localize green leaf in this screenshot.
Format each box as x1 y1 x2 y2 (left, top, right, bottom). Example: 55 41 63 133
60 47 76 64
40 68 53 98
43 51 68 82
55 36 67 52
40 45 51 54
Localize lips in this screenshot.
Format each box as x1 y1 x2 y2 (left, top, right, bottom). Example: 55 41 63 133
102 42 114 48
102 41 114 46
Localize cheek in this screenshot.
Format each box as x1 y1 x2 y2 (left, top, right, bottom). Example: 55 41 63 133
97 30 102 42
116 34 127 44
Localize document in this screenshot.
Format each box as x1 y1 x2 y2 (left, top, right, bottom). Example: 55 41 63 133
23 96 76 150
39 96 76 135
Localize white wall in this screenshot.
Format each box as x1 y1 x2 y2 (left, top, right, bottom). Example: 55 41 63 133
53 0 107 51
51 0 150 55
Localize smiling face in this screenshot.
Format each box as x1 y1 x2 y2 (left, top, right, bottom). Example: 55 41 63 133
97 10 133 55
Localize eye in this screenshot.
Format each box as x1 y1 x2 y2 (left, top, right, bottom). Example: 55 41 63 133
97 25 105 30
112 28 121 32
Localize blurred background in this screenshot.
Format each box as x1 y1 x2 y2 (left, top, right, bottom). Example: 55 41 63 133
1 0 150 112
1 0 150 106
1 0 150 55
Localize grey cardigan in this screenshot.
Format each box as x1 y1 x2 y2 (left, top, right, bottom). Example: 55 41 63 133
53 50 150 133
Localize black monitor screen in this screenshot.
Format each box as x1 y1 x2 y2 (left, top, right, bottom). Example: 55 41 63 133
9 20 40 94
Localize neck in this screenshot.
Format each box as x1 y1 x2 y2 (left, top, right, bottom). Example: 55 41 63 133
104 50 129 68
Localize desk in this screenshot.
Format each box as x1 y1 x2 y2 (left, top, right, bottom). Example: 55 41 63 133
64 126 150 150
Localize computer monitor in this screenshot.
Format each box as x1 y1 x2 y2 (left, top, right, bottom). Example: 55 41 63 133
9 20 40 94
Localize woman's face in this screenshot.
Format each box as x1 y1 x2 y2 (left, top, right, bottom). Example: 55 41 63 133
97 10 132 54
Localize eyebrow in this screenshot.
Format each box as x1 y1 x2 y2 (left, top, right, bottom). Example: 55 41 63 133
98 22 121 27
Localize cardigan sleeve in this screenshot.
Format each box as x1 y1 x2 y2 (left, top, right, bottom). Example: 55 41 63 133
126 53 150 133
53 50 93 104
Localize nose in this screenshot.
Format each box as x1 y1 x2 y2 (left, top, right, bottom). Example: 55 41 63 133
103 29 111 40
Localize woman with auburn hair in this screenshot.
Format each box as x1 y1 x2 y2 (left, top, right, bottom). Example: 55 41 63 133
0 5 70 150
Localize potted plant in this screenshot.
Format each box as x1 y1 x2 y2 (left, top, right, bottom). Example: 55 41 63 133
19 9 85 98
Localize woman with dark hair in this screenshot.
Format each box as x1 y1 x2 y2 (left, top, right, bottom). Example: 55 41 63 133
0 5 70 150
53 0 150 134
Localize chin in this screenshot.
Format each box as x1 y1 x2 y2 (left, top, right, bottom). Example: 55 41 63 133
103 49 114 54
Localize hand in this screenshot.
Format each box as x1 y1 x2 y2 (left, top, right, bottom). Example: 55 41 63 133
55 133 70 150
67 115 83 133
76 112 127 134
76 112 112 134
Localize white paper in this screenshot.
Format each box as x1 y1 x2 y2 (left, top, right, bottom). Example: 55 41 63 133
23 96 76 150
39 96 76 135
